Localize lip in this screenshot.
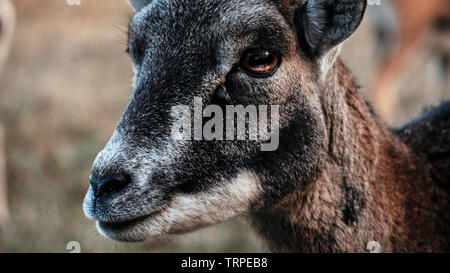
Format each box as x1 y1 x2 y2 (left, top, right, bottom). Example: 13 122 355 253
98 214 151 232
95 206 166 241
88 192 176 241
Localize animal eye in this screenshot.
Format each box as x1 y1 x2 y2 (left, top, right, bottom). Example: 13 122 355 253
240 49 281 77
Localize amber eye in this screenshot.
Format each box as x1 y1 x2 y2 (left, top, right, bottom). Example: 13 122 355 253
240 49 281 77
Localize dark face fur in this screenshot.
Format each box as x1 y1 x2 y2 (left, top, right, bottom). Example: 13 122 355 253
83 0 366 242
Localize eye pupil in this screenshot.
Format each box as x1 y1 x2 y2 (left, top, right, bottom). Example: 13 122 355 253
249 52 272 66
240 49 281 77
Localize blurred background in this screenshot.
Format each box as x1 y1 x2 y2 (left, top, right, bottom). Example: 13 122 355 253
0 0 448 252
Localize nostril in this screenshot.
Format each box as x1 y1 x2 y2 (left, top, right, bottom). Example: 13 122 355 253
89 173 131 198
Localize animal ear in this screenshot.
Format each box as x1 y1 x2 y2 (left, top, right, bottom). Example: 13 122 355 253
128 0 152 12
298 0 366 57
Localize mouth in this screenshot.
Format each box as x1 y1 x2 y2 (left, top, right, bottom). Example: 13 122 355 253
98 214 150 232
96 208 165 242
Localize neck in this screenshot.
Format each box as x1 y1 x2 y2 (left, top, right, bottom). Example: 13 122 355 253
250 59 449 253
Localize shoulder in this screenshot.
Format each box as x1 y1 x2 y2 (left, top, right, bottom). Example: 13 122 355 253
396 101 450 190
396 101 450 147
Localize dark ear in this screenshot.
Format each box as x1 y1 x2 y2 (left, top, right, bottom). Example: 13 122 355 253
128 0 152 12
298 0 367 57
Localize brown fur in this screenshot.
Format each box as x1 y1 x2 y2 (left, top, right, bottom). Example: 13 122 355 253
251 59 450 253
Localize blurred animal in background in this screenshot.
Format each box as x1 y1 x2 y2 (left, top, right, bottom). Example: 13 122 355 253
0 0 15 224
370 0 450 123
